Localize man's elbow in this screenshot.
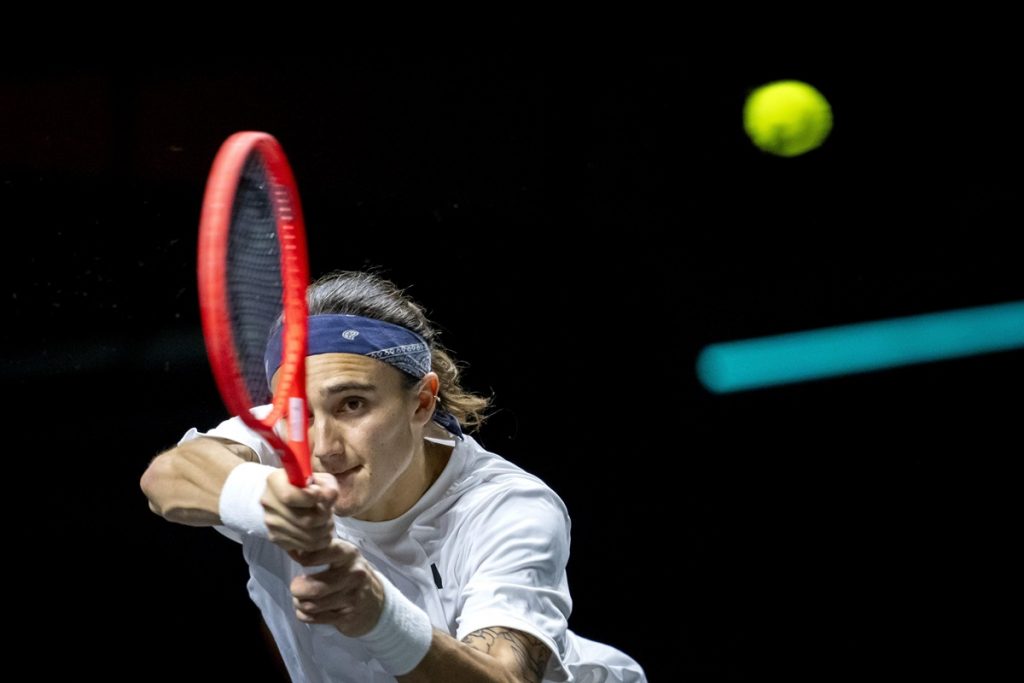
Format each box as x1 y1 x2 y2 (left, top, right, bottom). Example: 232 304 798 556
140 451 175 518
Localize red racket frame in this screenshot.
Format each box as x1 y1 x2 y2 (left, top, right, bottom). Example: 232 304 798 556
198 132 312 486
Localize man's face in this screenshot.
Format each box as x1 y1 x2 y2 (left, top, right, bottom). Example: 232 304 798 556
288 353 425 521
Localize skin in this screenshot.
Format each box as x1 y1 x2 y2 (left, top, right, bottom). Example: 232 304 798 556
289 353 448 522
140 352 552 682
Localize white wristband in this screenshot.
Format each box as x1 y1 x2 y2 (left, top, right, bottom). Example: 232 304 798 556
218 462 275 537
360 572 433 675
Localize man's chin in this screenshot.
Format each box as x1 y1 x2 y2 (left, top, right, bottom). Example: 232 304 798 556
330 499 362 518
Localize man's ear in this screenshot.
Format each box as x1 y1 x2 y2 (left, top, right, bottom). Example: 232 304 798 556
413 372 440 425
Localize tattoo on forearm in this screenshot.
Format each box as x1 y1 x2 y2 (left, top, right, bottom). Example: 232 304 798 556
462 627 549 683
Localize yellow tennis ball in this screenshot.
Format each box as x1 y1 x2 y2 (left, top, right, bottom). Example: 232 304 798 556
743 80 833 157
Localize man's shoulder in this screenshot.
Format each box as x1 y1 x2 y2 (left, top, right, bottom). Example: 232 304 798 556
458 439 559 496
450 439 569 526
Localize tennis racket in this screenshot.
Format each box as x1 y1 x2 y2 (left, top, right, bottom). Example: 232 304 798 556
198 131 313 487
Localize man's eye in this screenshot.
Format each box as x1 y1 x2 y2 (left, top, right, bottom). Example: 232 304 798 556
340 398 364 412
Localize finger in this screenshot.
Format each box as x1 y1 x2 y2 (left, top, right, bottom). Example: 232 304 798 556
270 531 334 553
289 559 374 600
293 589 354 615
308 473 340 505
269 520 334 550
288 539 360 570
264 514 333 549
296 606 350 624
270 506 334 532
265 508 334 536
305 486 338 511
288 546 356 568
290 569 348 602
265 469 323 509
290 540 362 565
266 518 335 552
263 505 334 548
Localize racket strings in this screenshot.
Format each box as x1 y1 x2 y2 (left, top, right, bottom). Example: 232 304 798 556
227 151 285 406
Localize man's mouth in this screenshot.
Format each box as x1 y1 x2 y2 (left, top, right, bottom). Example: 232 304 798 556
331 465 363 479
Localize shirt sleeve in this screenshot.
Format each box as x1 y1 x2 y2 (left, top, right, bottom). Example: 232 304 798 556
176 406 281 544
453 482 574 681
176 405 282 467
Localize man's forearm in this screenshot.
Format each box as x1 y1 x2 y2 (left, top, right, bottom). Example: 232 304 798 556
140 437 250 526
398 628 550 683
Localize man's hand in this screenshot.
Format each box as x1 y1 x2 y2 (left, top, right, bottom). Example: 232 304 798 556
289 540 386 637
261 470 339 552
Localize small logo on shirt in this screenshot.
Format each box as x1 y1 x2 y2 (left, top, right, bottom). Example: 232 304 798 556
342 330 360 340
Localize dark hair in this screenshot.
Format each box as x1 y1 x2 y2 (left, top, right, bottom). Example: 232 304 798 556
307 270 491 432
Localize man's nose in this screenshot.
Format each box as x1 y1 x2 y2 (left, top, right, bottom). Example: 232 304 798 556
309 416 343 460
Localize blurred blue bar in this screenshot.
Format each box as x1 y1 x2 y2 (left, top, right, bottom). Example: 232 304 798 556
697 300 1024 393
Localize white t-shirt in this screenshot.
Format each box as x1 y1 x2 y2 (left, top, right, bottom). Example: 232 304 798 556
179 412 646 683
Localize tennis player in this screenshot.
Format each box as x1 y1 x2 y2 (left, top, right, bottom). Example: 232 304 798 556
141 270 646 682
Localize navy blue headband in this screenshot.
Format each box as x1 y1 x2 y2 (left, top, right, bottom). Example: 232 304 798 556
265 314 463 438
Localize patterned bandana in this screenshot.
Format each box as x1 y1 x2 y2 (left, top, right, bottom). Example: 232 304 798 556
264 314 463 438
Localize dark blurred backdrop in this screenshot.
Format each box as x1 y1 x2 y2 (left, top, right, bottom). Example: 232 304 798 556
2 53 1019 680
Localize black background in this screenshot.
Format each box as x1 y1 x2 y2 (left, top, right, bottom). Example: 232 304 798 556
2 52 1019 680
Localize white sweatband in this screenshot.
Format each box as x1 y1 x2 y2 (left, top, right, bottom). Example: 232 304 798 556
360 572 433 675
218 462 275 537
